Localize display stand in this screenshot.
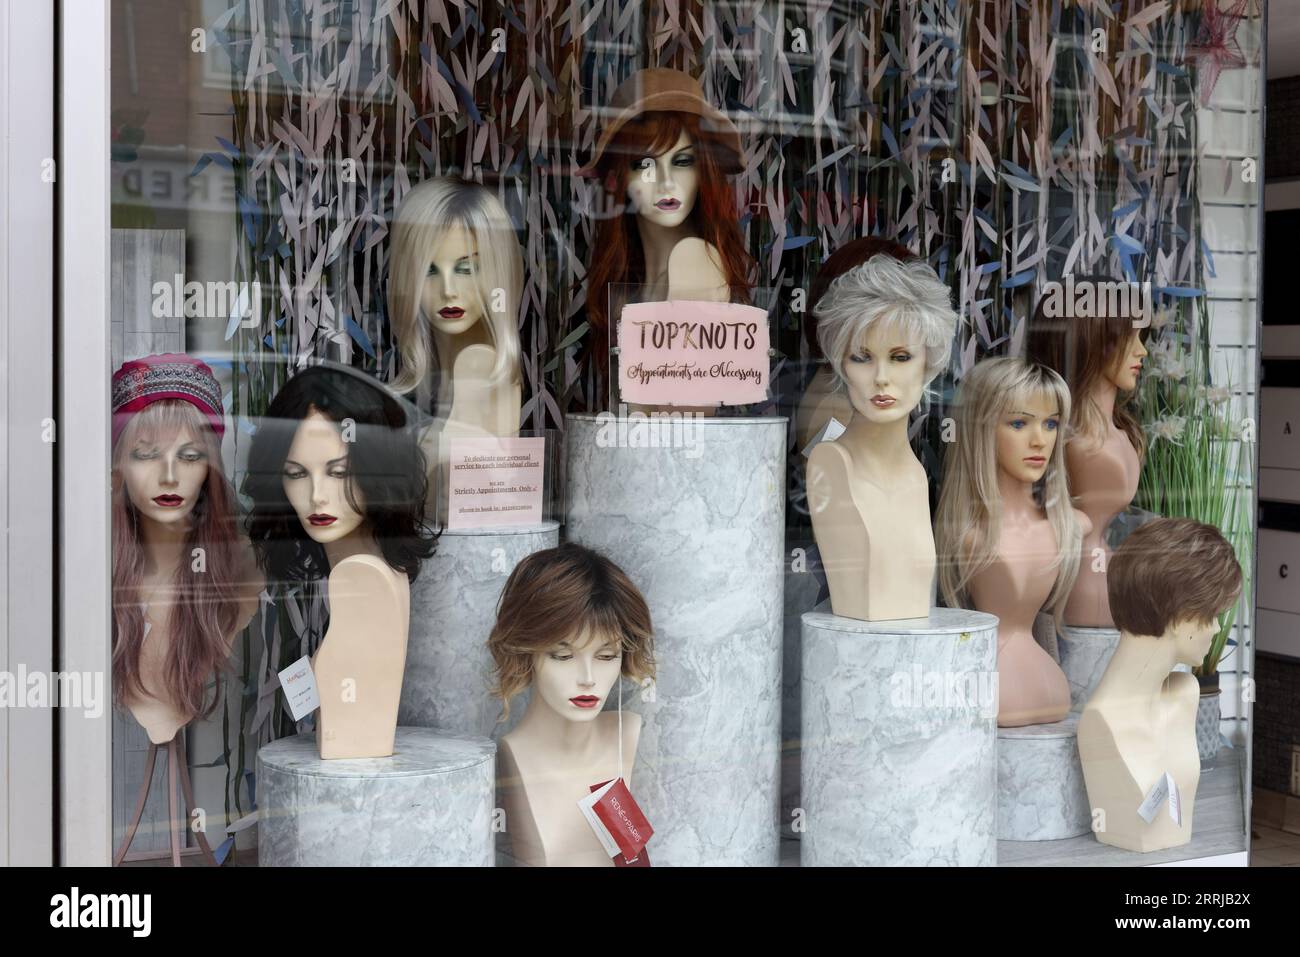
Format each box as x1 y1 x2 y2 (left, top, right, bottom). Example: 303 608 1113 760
400 522 560 737
800 607 998 867
781 532 824 839
256 728 495 867
565 412 786 866
997 715 1092 841
113 730 217 867
1058 626 1121 711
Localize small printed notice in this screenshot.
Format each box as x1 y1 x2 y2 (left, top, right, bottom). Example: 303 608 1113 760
618 300 769 407
447 436 545 530
278 656 320 722
1137 771 1183 826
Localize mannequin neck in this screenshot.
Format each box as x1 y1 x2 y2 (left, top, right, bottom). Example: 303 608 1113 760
1098 630 1180 703
635 214 697 292
995 466 1041 521
137 513 191 580
841 410 916 470
322 523 385 572
1088 379 1118 428
514 691 611 761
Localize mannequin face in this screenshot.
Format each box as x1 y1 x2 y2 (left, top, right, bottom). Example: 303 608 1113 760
994 393 1061 485
120 423 209 527
1103 330 1148 391
841 321 927 425
530 625 623 723
1170 615 1220 667
626 130 699 229
418 226 482 337
280 410 367 545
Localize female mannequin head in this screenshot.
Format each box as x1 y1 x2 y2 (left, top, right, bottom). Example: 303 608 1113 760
806 237 915 362
936 358 1079 618
110 355 240 717
1025 274 1147 453
813 255 957 423
1107 518 1242 662
585 69 752 367
388 177 523 395
244 366 435 583
489 543 655 720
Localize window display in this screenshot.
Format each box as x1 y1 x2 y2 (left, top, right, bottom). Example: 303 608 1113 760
87 0 1263 870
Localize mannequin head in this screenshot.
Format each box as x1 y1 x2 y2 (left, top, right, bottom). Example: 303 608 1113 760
111 364 241 719
936 358 1080 618
806 237 915 362
1025 274 1147 453
388 177 522 395
1108 518 1242 662
489 543 655 720
245 366 435 583
586 106 752 375
813 255 957 420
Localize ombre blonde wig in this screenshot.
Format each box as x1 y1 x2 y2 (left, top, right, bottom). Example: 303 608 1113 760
935 357 1082 628
388 177 523 395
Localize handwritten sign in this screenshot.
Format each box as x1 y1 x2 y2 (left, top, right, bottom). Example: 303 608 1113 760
447 436 545 529
617 300 769 406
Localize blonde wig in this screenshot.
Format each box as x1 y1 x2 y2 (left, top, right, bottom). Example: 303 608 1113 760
935 358 1082 627
813 254 958 391
388 176 523 395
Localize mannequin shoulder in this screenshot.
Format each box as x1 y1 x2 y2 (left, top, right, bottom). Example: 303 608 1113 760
451 343 497 381
327 554 404 602
1166 671 1200 712
1072 508 1093 538
667 238 727 298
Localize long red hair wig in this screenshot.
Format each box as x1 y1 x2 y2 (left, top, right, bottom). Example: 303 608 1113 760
585 110 753 389
111 400 242 721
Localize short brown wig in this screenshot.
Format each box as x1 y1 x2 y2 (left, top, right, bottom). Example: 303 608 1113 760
1107 518 1242 636
488 543 656 712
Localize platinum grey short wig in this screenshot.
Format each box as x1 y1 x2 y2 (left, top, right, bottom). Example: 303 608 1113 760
813 255 958 388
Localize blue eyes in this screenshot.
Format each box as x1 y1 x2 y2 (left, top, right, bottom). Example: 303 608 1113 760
131 448 205 462
1009 419 1059 431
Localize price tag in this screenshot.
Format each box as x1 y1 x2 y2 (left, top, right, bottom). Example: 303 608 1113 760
277 656 320 722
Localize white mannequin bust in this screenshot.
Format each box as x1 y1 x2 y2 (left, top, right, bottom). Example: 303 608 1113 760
1077 518 1242 852
805 255 957 621
498 627 641 867
282 411 410 760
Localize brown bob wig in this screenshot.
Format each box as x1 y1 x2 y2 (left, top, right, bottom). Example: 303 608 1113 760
1024 274 1145 456
1107 518 1242 637
488 543 656 715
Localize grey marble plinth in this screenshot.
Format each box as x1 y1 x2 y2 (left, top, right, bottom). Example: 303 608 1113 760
401 522 559 737
1058 626 1120 712
565 413 786 867
801 607 999 867
257 727 495 867
782 534 824 839
998 715 1091 841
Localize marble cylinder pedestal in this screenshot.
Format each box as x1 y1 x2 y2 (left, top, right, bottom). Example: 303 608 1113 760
565 413 786 867
257 728 495 867
997 715 1091 841
400 522 560 737
1058 626 1121 711
801 608 999 867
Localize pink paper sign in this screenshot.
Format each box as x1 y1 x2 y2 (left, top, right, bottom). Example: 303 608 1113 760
446 436 545 530
617 301 769 406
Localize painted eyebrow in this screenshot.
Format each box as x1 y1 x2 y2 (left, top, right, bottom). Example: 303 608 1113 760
1008 410 1061 418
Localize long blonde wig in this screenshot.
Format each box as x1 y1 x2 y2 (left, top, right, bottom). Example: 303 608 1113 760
935 357 1082 627
388 176 522 395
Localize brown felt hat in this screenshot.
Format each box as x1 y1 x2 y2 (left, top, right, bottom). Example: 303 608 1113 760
581 68 743 177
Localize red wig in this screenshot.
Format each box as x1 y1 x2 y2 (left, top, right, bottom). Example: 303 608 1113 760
585 110 753 390
111 400 242 721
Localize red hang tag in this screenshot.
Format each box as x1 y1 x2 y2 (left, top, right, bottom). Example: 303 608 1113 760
578 778 654 866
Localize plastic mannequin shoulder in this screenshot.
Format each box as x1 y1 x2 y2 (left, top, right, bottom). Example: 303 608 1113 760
498 711 642 868
665 237 728 302
314 554 410 760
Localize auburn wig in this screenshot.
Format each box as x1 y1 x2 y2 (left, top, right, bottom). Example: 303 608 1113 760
585 110 753 384
111 400 242 718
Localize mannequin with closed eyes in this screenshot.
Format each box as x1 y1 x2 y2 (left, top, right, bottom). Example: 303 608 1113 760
806 255 958 621
489 544 656 867
245 367 436 759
